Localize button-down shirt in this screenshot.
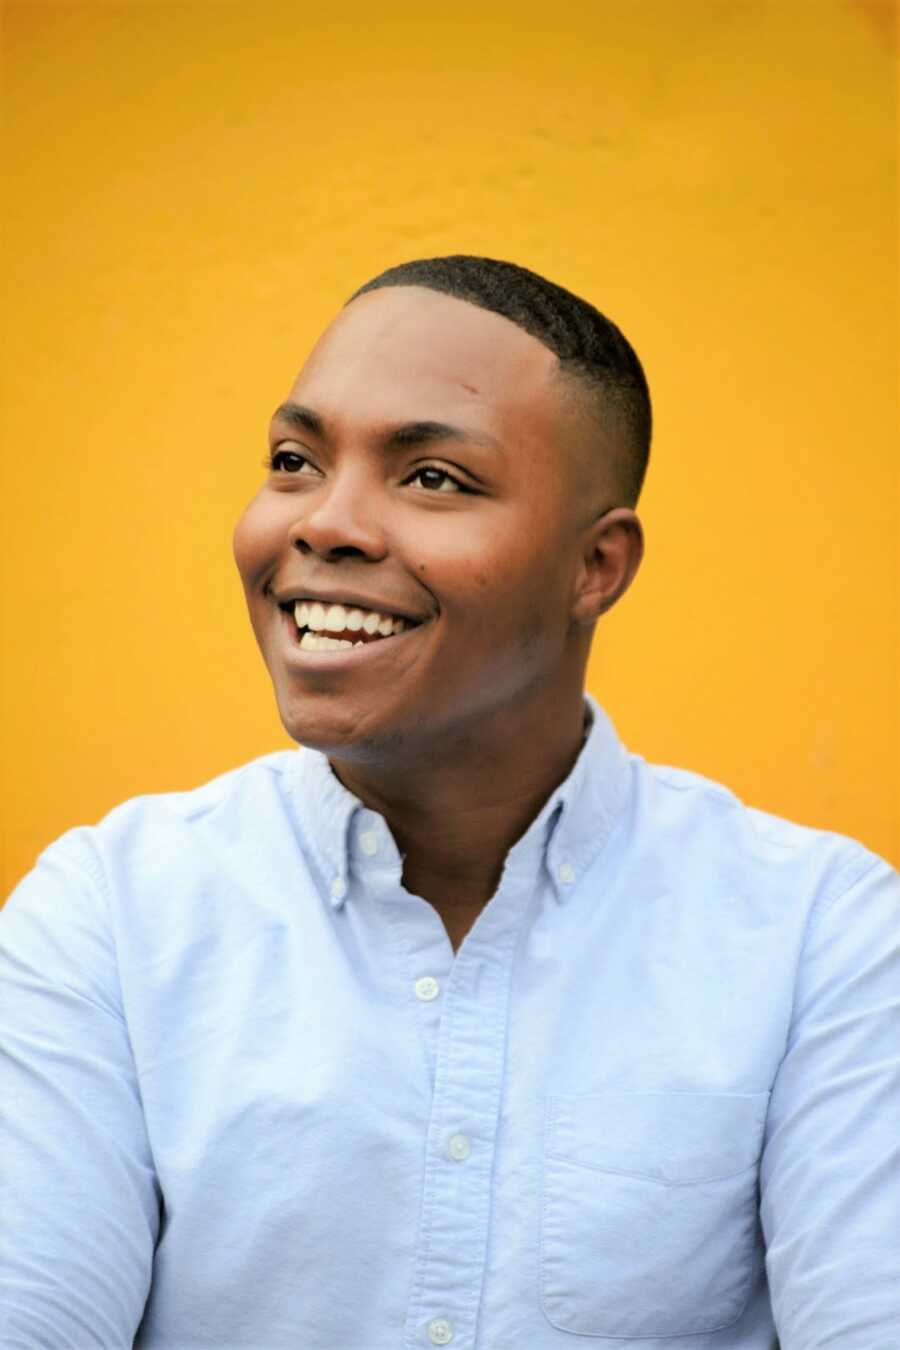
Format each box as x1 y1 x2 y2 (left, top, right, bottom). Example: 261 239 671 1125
2 696 898 1349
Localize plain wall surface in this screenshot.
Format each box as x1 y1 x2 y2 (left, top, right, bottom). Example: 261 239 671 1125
2 0 898 896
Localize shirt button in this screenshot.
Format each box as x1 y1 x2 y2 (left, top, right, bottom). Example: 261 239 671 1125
447 1133 471 1161
427 1318 453 1345
415 976 440 1001
329 877 346 900
359 829 379 856
557 861 575 885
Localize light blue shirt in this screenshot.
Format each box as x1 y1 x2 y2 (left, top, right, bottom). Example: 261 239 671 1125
2 696 898 1349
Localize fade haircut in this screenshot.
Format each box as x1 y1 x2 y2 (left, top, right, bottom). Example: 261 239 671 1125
347 254 651 506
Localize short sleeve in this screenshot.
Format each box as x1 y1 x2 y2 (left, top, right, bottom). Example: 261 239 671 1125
0 839 160 1347
759 854 900 1347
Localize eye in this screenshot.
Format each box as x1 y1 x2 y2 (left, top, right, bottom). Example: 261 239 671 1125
262 449 319 475
405 466 470 494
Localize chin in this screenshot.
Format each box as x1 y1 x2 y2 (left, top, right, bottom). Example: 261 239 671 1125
273 689 409 762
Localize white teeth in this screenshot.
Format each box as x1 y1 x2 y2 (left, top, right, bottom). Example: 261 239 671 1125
298 631 358 652
290 598 416 642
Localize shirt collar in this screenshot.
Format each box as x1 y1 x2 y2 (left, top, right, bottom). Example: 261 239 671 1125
287 693 631 909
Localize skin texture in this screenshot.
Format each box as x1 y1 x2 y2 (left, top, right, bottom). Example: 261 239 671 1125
232 285 644 949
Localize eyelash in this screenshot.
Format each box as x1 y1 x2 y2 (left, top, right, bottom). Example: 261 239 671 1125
261 451 310 474
261 450 475 493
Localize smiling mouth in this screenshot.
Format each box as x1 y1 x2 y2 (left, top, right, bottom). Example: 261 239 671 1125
279 599 423 651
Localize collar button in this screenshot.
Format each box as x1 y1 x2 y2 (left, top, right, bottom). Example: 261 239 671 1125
359 829 379 857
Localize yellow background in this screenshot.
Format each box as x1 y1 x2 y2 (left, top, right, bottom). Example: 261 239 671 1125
2 0 898 896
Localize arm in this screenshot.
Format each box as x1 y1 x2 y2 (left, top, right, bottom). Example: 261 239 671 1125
1 839 159 1348
760 853 900 1347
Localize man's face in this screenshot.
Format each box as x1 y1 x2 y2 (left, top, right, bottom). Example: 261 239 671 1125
232 285 604 761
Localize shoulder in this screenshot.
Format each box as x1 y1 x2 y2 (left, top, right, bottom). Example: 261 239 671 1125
19 748 306 897
626 753 891 912
1 748 329 991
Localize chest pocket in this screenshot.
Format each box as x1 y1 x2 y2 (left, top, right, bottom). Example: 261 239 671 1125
540 1089 770 1338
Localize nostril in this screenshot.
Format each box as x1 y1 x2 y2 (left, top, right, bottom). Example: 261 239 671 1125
293 539 370 560
329 545 370 559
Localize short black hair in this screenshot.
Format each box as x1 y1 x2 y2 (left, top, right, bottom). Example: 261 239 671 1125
347 254 651 506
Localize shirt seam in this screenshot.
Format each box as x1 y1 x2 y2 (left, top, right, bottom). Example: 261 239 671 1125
40 838 127 1026
774 853 888 1072
45 836 159 1128
810 850 887 919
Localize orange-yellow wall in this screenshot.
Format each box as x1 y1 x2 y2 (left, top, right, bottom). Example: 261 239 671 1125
2 0 898 897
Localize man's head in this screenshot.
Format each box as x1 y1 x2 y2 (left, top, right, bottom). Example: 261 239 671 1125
232 255 648 763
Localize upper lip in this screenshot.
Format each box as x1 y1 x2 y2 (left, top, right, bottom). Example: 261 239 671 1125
269 585 427 625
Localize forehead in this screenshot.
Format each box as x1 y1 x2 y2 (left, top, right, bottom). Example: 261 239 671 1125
286 285 565 441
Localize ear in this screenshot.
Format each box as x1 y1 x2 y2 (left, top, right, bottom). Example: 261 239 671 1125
570 507 644 625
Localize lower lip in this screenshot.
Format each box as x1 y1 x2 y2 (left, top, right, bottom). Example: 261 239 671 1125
276 606 425 667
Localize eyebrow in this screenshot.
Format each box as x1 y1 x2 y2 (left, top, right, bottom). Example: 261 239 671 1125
270 401 504 456
271 403 325 437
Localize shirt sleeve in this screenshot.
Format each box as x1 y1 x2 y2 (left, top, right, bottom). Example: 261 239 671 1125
759 852 900 1348
0 839 159 1348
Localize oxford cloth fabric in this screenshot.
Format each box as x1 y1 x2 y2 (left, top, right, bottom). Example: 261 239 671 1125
1 697 898 1350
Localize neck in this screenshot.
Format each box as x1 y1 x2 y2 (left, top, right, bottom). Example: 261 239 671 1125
329 689 589 921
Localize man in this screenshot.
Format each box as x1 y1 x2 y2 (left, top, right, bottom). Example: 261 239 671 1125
1 255 897 1349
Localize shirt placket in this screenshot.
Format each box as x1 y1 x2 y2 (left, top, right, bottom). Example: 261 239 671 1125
403 873 528 1350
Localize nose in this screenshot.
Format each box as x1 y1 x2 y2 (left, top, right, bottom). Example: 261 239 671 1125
287 467 388 562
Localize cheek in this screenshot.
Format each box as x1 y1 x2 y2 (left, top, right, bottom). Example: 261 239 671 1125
421 521 569 639
232 496 282 582
416 510 547 582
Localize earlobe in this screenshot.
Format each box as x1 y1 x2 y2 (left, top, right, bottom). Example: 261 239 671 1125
571 509 644 625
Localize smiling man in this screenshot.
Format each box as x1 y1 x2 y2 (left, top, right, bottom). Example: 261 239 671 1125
2 256 898 1350
234 271 644 953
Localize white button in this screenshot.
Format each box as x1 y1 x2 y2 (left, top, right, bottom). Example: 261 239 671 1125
330 877 346 900
359 829 379 856
447 1133 470 1161
558 861 575 885
427 1318 453 1345
415 976 440 1001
